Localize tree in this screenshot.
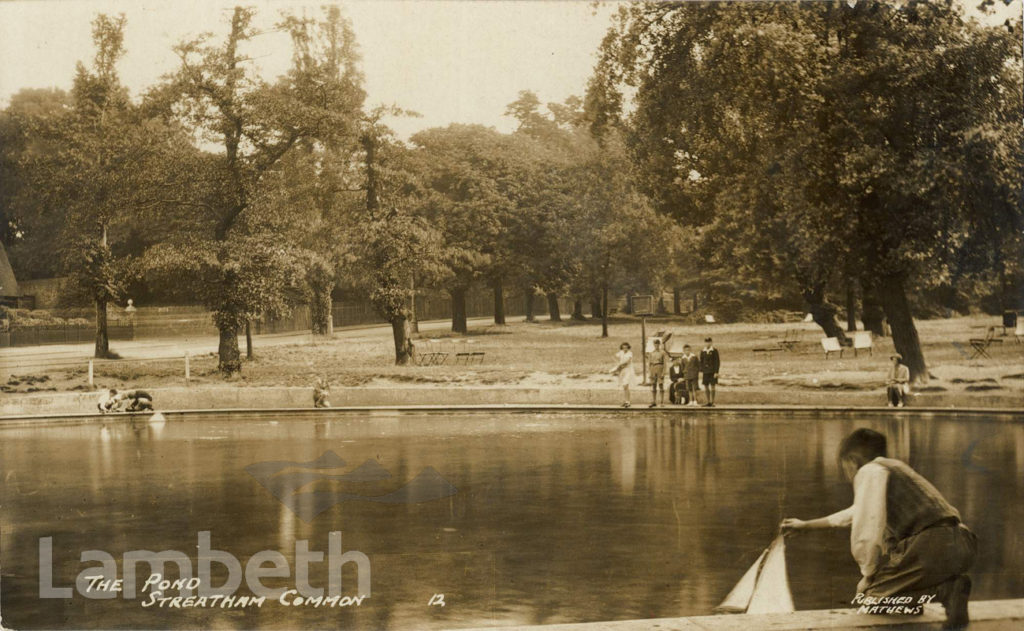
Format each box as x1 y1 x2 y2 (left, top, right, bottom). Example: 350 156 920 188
409 125 513 333
1 89 74 283
572 132 679 337
150 6 365 374
342 110 446 364
504 92 589 324
588 0 1022 380
14 15 170 358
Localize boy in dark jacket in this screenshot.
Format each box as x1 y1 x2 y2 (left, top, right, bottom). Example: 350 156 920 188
699 337 720 407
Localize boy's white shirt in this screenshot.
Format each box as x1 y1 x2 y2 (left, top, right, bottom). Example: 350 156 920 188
823 458 889 586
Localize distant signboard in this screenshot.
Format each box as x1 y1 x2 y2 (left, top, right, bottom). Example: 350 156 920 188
632 295 654 316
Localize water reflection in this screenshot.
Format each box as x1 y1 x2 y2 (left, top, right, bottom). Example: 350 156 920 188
0 412 1021 630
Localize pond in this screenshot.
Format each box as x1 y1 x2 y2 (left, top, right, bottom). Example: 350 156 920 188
1 410 1021 629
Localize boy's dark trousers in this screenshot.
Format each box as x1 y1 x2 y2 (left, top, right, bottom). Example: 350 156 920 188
863 520 977 598
887 385 906 406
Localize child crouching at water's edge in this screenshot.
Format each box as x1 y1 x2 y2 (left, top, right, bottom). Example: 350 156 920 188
781 428 976 630
313 377 331 408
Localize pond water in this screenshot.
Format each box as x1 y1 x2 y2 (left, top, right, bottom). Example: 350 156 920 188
1 411 1022 630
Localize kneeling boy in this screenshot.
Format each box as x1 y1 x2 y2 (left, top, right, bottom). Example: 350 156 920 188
782 428 976 630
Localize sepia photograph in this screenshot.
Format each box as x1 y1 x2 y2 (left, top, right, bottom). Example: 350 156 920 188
0 1 1022 630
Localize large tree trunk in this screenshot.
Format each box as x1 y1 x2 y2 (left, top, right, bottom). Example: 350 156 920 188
493 278 506 325
245 320 253 359
525 289 536 323
601 284 609 338
218 325 242 375
590 295 602 320
877 274 927 383
410 278 419 334
861 279 886 337
94 223 111 359
310 282 333 336
391 315 414 365
803 286 848 343
547 293 561 322
94 297 110 358
845 281 857 332
673 287 682 315
451 287 468 334
571 299 586 321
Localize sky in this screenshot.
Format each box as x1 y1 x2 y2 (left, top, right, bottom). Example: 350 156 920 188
0 0 618 138
2 1 1019 139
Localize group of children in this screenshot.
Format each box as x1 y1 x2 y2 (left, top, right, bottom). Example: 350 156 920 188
96 388 154 413
612 337 721 408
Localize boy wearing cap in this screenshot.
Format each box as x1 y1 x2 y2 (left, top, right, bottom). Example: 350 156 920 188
647 339 670 407
699 337 720 407
887 354 910 407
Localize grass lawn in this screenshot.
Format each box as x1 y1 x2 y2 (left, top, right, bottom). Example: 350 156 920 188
6 313 1021 408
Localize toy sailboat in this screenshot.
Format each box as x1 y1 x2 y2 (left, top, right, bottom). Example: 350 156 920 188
715 535 794 614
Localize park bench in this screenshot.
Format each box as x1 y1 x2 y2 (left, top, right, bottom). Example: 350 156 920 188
453 339 485 365
969 327 1003 359
413 339 449 366
821 337 844 359
752 347 777 359
777 329 802 352
853 331 873 357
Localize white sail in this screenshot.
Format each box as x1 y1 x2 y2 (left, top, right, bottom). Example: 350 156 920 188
747 536 795 613
716 535 794 614
715 547 767 613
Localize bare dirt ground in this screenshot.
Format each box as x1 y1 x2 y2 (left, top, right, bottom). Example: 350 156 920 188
2 314 1021 407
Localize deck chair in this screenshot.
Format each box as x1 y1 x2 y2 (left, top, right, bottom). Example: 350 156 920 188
705 314 716 324
969 327 1003 359
821 337 844 359
1016 322 1023 344
853 331 873 357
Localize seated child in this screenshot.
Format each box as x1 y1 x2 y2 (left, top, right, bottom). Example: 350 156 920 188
668 356 687 404
886 354 910 407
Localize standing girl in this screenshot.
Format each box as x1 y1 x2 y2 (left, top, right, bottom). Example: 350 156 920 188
612 342 637 408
